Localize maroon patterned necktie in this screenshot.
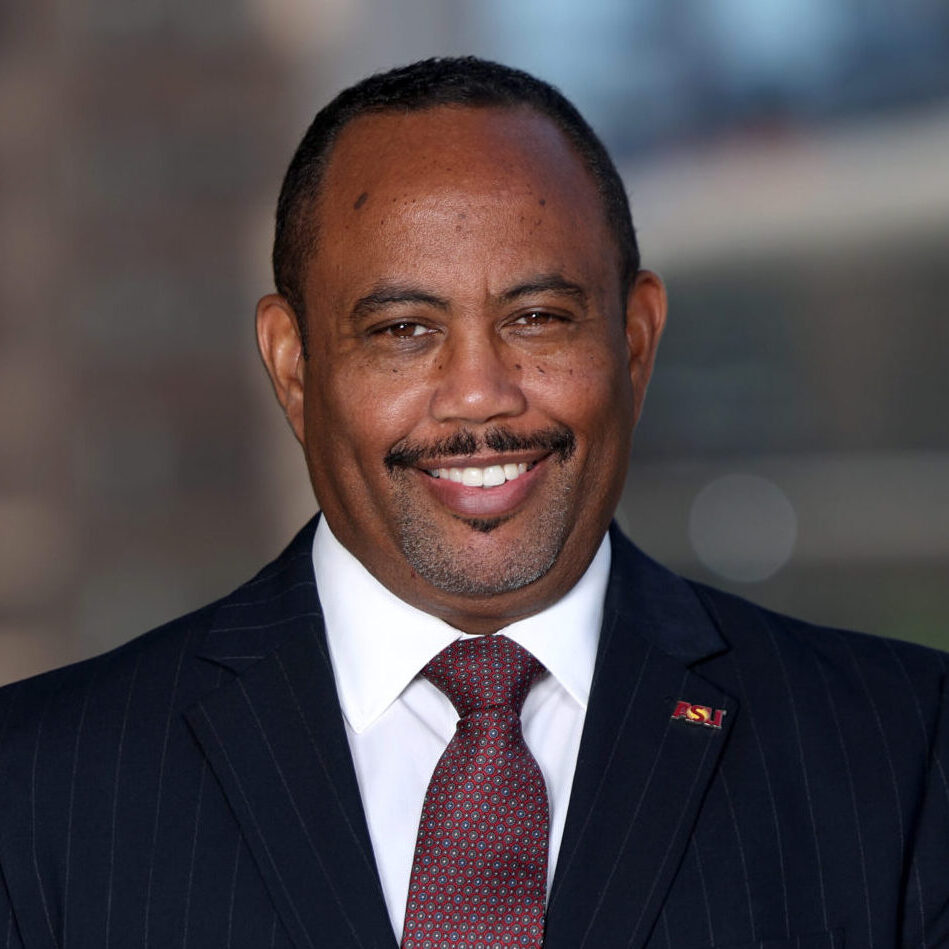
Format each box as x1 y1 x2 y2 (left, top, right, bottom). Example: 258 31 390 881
401 635 549 949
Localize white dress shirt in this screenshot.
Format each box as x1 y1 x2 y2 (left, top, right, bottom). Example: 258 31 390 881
312 517 609 941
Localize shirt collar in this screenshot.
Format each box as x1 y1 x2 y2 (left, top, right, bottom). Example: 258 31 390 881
313 517 610 733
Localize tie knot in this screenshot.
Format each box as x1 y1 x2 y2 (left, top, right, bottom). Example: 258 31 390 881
422 635 545 718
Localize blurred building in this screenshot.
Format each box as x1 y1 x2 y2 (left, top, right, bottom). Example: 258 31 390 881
1 0 947 684
617 110 949 644
0 0 302 679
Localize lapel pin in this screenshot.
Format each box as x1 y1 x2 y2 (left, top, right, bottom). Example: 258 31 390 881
671 699 726 729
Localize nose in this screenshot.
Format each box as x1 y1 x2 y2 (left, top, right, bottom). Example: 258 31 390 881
429 331 527 424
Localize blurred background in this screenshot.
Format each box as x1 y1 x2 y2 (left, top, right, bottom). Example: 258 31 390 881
2 0 948 684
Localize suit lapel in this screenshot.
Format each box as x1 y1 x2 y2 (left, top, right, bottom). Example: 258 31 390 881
181 519 735 949
545 527 737 949
184 520 397 949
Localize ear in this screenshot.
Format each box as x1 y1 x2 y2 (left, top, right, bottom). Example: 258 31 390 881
256 293 306 445
624 269 668 421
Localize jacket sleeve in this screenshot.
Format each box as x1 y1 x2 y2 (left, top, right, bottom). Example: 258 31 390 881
901 675 949 947
0 864 26 949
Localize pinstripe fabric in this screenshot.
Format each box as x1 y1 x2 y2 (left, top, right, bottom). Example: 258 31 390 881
0 518 945 948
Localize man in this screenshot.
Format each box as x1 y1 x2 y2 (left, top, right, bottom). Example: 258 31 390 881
0 57 945 949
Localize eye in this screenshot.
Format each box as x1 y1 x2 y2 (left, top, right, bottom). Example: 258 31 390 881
380 320 433 339
510 311 561 328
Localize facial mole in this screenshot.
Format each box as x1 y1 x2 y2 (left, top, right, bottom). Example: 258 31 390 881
539 198 546 206
353 191 368 210
514 363 522 370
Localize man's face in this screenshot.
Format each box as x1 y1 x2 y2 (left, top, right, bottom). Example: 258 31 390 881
259 105 665 632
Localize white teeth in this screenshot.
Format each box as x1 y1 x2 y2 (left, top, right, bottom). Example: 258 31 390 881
429 461 532 488
461 467 484 487
483 465 506 487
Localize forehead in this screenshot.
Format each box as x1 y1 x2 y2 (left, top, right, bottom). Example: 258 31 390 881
324 105 589 196
310 105 616 278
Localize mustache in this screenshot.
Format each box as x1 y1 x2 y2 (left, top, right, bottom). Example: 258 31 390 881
384 425 576 471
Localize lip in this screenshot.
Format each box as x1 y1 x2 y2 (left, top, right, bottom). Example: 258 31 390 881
415 452 550 518
415 449 547 471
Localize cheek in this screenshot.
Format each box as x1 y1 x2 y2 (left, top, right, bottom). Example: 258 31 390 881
529 344 633 431
305 358 432 467
535 349 634 505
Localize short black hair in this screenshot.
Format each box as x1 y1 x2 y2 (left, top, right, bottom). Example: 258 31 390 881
272 56 639 354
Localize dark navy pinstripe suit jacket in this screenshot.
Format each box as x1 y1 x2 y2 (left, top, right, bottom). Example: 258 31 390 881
0 519 946 948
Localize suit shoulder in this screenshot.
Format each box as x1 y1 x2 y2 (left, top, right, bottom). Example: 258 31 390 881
691 578 946 664
0 600 219 745
689 579 948 709
0 520 319 766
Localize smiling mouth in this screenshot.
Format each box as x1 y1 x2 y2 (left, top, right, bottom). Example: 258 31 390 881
426 461 531 488
414 450 550 523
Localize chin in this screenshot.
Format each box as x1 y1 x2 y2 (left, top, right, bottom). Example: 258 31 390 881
395 507 570 598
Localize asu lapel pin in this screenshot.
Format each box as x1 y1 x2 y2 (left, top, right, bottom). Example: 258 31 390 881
671 699 726 729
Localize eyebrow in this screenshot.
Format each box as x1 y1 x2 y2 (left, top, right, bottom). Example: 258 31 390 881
348 272 588 322
350 284 450 321
498 273 588 306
